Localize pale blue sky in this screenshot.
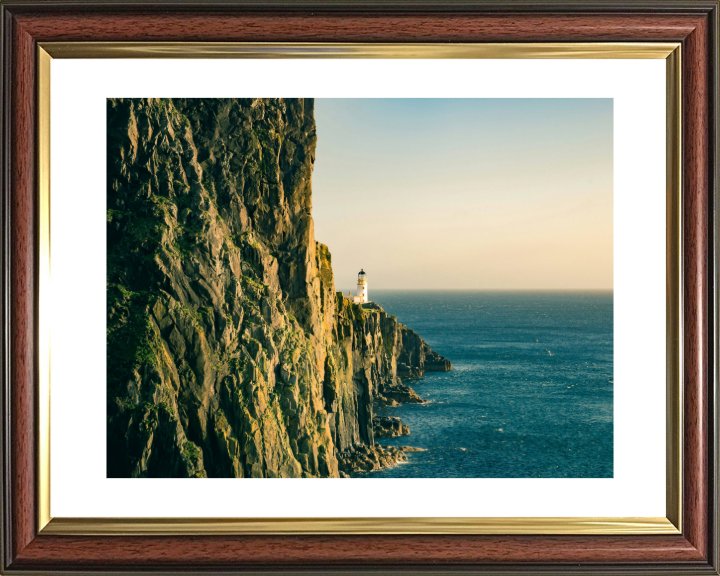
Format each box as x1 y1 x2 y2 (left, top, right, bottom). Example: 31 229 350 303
311 99 613 291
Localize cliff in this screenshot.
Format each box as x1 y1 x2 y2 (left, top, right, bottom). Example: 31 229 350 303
106 98 450 478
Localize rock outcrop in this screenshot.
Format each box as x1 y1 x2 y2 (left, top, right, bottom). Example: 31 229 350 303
337 445 407 476
106 98 450 478
425 346 453 372
373 415 410 438
396 325 452 376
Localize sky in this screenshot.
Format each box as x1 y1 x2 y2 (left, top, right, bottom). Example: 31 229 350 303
311 98 613 291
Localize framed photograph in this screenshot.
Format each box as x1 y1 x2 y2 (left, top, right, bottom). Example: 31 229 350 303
1 1 717 574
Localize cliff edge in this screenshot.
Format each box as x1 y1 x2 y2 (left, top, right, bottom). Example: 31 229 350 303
107 98 451 478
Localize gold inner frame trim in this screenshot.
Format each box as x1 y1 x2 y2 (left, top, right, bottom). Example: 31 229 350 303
665 45 683 532
42 516 678 536
36 42 683 536
37 46 52 533
40 41 679 59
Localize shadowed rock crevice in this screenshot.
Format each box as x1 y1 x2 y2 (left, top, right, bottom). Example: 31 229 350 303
107 97 450 478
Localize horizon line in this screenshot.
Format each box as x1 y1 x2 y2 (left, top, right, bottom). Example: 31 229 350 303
335 288 614 292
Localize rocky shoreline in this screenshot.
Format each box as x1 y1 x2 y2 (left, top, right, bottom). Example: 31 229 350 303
373 415 409 438
331 299 451 477
337 444 407 476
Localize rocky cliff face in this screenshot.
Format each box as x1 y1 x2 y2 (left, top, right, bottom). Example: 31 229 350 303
107 98 450 478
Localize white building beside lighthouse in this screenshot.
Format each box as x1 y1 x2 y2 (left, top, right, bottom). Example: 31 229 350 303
344 269 370 304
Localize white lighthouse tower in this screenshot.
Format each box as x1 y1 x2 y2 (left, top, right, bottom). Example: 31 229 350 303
356 269 368 303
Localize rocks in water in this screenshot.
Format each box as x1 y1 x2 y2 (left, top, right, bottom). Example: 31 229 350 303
424 346 453 371
373 415 409 438
396 446 427 452
382 380 426 404
374 394 400 407
395 333 452 377
337 444 407 475
396 362 423 378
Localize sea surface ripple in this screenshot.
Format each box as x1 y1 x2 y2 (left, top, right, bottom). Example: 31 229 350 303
365 290 613 478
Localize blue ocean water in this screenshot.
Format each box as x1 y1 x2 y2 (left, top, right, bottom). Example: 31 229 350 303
366 290 613 478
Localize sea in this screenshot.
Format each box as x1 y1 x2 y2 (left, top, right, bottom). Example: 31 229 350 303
356 290 613 479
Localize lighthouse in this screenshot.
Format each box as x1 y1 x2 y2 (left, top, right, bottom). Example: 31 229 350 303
342 269 371 304
356 269 368 303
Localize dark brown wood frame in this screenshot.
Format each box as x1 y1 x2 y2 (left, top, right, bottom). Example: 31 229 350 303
1 1 718 573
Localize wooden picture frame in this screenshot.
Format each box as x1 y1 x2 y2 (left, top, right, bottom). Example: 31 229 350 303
1 1 718 573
